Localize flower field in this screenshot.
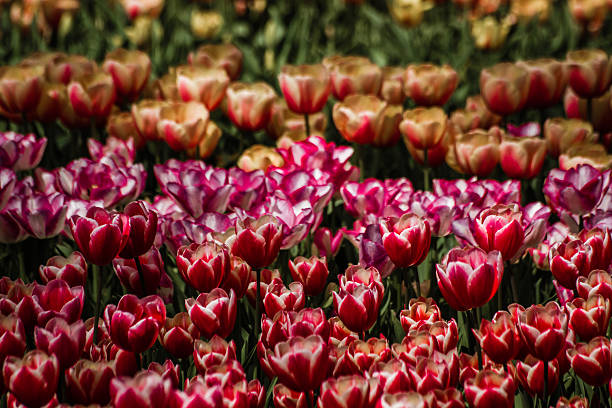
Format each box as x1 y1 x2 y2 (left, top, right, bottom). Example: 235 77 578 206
3 0 612 407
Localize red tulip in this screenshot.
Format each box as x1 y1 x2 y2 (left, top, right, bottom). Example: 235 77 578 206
567 336 612 387
193 335 237 374
185 288 237 339
464 370 516 408
3 350 59 408
333 337 391 376
0 315 26 367
148 360 180 389
580 227 612 271
65 359 115 406
226 82 276 131
376 392 426 408
409 353 452 394
380 213 431 268
566 49 612 99
429 388 464 408
39 251 87 287
499 133 547 179
113 247 165 297
103 294 165 353
32 279 84 326
158 312 200 359
248 379 265 408
229 215 283 269
177 241 230 292
446 128 500 177
246 268 282 308
273 383 309 408
368 359 411 394
34 317 85 370
425 320 459 354
268 335 330 392
333 268 383 333
221 256 252 299
555 396 589 408
68 206 130 266
263 280 305 318
399 297 442 333
288 256 329 297
473 311 517 364
514 355 559 397
567 294 611 341
261 308 330 350
391 330 436 367
0 66 42 115
318 375 370 408
170 379 223 408
326 56 382 101
436 246 503 311
549 239 593 290
120 201 158 259
278 64 332 114
110 371 172 408
103 48 151 101
471 204 525 261
480 62 530 115
577 269 612 300
518 302 568 362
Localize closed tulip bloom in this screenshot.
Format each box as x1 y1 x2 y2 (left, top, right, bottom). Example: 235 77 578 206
480 63 530 115
176 65 230 111
229 215 283 269
113 248 165 297
568 336 612 386
400 107 448 150
332 94 388 145
32 279 84 326
549 239 593 290
119 200 158 259
0 315 26 368
447 128 500 177
193 336 237 374
185 288 237 339
65 359 115 406
436 246 503 311
404 64 458 107
544 117 595 157
263 280 305 318
543 164 609 216
158 312 199 359
0 65 43 115
103 294 166 353
156 101 209 151
267 98 328 140
106 112 145 149
278 64 332 114
567 295 611 341
464 370 516 408
380 213 431 268
471 16 512 51
555 396 589 408
132 99 170 142
560 142 612 171
261 308 330 350
333 282 381 333
399 297 442 333
516 58 568 108
221 256 252 299
376 392 426 408
226 82 276 131
34 317 85 370
67 70 116 119
499 133 547 179
327 56 382 101
110 371 172 408
379 66 406 105
368 359 412 394
273 383 309 408
0 132 47 171
566 49 612 99
189 43 243 81
268 335 329 392
69 206 130 266
518 302 568 362
288 256 329 297
319 375 370 408
103 48 151 101
514 355 559 397
577 269 612 300
3 350 59 408
177 241 230 293
237 144 285 172
473 311 517 364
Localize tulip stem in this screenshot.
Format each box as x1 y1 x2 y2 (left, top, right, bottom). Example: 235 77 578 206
256 268 261 339
306 391 314 408
587 98 593 125
134 256 146 295
510 270 519 304
413 267 421 298
423 149 431 192
92 264 102 345
542 360 548 405
468 309 482 370
304 113 311 137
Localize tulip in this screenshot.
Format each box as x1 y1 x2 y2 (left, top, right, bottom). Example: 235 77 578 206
0 169 15 212
118 200 158 259
226 82 276 131
32 279 84 326
65 359 115 406
110 371 172 408
170 380 224 408
176 65 230 111
3 350 59 408
560 142 612 171
34 317 86 370
581 227 612 270
319 375 370 408
429 388 465 408
193 335 237 374
8 192 66 239
376 392 426 408
158 312 199 359
103 294 165 353
132 99 169 142
326 56 382 101
333 273 383 333
555 396 589 408
577 269 612 300
189 43 243 80
273 383 309 408
186 119 223 160
473 311 517 364
399 297 442 333
0 315 26 369
404 64 458 107
237 144 285 172
332 94 388 145
312 228 343 259
248 379 265 408
566 49 612 99
278 64 332 115
379 66 406 105
400 107 448 154
31 81 63 123
389 0 433 27
262 308 330 350
0 65 42 115
464 370 516 408
567 295 611 341
471 16 512 51
177 241 230 293
185 288 237 339
518 302 568 362
516 58 568 108
499 133 547 179
568 336 612 386
436 246 503 311
480 63 530 115
447 128 500 177
220 256 252 299
544 118 595 157
334 337 391 376
288 256 329 297
380 212 431 268
263 280 305 318
549 239 594 290
41 53 95 85
267 98 328 140
105 111 144 149
113 247 165 297
156 100 209 151
229 215 283 269
514 355 559 397
368 358 412 394
88 135 136 165
68 206 130 265
147 360 180 390
0 132 47 171
67 69 116 119
103 48 151 101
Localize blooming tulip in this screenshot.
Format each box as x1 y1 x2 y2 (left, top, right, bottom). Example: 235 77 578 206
399 297 442 333
566 49 612 98
176 65 230 111
237 144 285 172
113 247 165 297
568 336 612 386
464 370 516 408
404 64 458 106
319 375 370 408
544 117 595 157
273 383 309 408
514 355 559 397
185 288 237 339
132 99 169 142
480 62 530 115
380 213 431 268
263 280 305 318
0 132 47 171
65 359 115 406
376 392 426 408
110 371 172 408
226 82 276 131
103 48 151 101
516 58 568 108
32 279 84 326
332 94 389 145
326 56 382 100
499 133 547 179
67 70 116 119
193 336 237 374
156 100 209 151
379 66 406 105
34 317 86 370
278 64 332 114
518 302 568 362
473 311 517 364
0 65 42 115
189 43 243 80
177 241 230 293
446 128 500 177
567 294 611 341
229 215 283 269
3 350 59 408
158 312 199 359
577 269 612 300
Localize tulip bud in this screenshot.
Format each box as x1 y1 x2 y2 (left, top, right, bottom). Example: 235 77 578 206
518 302 568 361
176 65 230 111
221 256 252 299
65 359 115 406
120 200 158 259
103 48 151 101
278 64 332 114
464 370 516 408
3 350 59 408
158 312 199 359
110 371 172 408
34 317 85 370
399 106 448 151
67 69 116 119
185 288 237 339
189 43 243 81
566 49 612 99
288 256 329 297
404 64 458 107
568 336 612 386
380 213 431 268
229 215 283 269
226 82 276 131
480 62 530 115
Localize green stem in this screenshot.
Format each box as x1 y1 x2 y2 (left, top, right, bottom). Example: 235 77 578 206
92 264 102 345
587 97 593 125
423 148 431 192
304 113 310 137
510 265 519 304
413 267 421 298
134 256 146 295
307 391 314 408
468 309 482 370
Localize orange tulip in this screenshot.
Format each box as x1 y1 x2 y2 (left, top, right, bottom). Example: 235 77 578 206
332 94 387 145
544 117 595 157
156 101 209 151
566 49 612 99
399 107 448 150
176 65 230 111
0 65 43 115
325 56 382 101
237 145 284 172
131 99 170 142
447 127 501 177
278 64 331 115
103 48 151 101
32 82 63 123
379 66 406 105
404 64 458 106
480 62 530 115
226 82 276 131
516 58 568 108
189 43 243 81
